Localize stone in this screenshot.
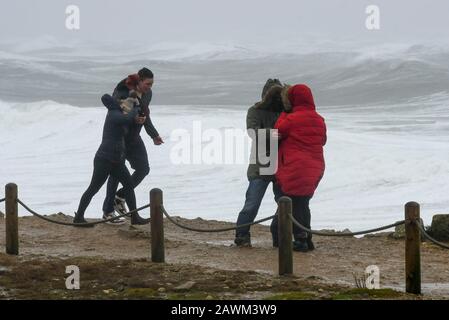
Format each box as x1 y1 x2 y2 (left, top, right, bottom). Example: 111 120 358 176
390 222 406 239
428 214 449 241
390 219 425 240
174 281 196 291
0 266 10 275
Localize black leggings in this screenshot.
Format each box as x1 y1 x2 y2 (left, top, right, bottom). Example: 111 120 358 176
102 139 149 214
76 156 136 217
270 195 312 240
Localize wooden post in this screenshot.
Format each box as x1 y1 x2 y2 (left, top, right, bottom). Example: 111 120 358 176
278 196 293 275
150 188 164 263
5 183 19 255
405 201 421 294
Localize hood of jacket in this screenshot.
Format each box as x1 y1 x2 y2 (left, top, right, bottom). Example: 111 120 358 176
101 94 122 111
255 83 284 112
282 84 316 112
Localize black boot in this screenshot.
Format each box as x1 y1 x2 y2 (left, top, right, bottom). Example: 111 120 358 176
307 233 315 251
271 234 279 248
234 233 251 247
131 213 150 225
73 212 95 228
293 233 309 252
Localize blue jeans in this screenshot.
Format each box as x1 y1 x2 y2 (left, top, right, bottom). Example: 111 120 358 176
235 179 282 238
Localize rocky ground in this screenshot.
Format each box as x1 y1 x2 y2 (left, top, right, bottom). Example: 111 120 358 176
1 213 449 300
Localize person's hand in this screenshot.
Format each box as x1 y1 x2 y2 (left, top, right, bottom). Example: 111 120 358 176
135 115 146 124
153 136 164 145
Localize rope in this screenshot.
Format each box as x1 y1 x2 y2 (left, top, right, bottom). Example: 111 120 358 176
417 222 449 250
17 198 150 227
288 213 405 236
161 205 275 232
0 198 5 203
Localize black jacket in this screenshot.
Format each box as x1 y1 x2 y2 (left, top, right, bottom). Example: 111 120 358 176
95 94 139 163
113 79 159 144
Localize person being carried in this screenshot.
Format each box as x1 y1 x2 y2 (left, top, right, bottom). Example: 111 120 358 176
102 68 163 221
73 94 150 226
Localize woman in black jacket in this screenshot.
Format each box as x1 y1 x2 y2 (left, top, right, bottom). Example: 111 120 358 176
74 94 149 226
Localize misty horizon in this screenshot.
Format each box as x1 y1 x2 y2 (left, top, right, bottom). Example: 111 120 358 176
2 0 449 48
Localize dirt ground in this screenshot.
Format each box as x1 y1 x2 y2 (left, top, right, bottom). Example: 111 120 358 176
1 213 449 300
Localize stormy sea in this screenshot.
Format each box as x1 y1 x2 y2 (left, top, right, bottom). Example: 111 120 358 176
1 37 449 231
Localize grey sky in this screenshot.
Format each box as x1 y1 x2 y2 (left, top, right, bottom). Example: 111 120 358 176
1 0 449 46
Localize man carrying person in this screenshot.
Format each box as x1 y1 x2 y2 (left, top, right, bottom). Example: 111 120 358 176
102 67 163 222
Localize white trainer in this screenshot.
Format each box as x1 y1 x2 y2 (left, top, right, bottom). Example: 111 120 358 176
102 211 126 225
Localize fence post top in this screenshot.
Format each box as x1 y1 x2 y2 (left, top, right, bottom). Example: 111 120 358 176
5 183 17 189
405 201 420 208
150 188 163 194
279 196 292 204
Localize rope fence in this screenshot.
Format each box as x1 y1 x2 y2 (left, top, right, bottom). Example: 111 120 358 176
16 198 151 227
161 205 275 233
417 222 449 250
0 197 5 216
2 183 449 295
288 214 405 237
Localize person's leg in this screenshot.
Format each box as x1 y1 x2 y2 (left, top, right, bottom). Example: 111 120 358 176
270 182 284 247
76 157 112 221
102 175 120 214
235 179 270 244
116 139 149 198
292 196 312 252
111 163 149 225
291 196 311 237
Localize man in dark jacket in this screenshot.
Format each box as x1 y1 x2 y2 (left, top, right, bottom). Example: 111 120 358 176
234 79 284 246
102 68 163 220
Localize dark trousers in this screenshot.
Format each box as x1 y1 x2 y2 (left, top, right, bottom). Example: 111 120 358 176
270 195 312 241
77 156 136 217
102 138 149 214
235 178 282 238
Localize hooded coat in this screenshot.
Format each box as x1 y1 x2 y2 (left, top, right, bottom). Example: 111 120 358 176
274 84 326 196
95 94 139 163
246 81 284 181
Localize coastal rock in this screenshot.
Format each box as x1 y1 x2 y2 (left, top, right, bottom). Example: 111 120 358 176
428 214 449 241
390 219 425 240
391 222 406 239
174 281 196 291
0 266 10 275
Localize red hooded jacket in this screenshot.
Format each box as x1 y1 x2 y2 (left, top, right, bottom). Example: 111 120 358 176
274 84 326 196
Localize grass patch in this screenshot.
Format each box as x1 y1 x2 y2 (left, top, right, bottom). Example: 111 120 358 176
331 288 403 300
264 291 317 300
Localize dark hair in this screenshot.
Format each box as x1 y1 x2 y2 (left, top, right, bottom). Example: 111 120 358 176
262 78 282 99
138 67 154 80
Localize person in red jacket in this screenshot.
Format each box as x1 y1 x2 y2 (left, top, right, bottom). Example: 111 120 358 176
270 84 327 252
